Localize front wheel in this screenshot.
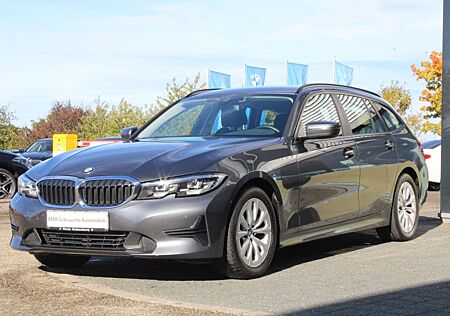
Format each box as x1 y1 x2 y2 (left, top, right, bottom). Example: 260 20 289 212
216 187 277 279
34 254 91 268
377 174 419 242
0 168 16 199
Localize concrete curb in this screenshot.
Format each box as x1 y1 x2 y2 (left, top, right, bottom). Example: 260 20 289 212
0 199 10 204
50 273 270 316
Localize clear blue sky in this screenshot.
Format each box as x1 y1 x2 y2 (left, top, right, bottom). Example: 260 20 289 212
0 0 443 128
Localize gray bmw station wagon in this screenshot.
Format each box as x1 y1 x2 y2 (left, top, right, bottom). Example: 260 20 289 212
10 84 428 279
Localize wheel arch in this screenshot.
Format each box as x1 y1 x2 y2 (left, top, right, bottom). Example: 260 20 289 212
227 172 283 246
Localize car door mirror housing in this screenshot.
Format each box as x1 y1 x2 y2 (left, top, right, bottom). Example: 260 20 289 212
304 121 340 139
120 126 138 141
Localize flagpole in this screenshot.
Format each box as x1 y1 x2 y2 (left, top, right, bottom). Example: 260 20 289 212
333 57 336 84
285 61 288 85
207 69 211 89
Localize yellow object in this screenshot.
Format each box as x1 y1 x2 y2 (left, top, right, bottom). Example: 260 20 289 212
53 134 78 157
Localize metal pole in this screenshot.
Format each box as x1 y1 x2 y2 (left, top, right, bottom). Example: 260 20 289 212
333 57 336 84
441 0 450 220
286 61 289 85
207 69 211 89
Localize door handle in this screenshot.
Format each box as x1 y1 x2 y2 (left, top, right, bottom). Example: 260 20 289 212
343 147 355 159
385 140 395 150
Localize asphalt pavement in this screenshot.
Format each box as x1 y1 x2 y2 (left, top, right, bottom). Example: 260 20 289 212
36 192 450 315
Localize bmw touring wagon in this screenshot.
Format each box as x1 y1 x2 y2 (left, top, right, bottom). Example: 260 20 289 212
10 84 428 279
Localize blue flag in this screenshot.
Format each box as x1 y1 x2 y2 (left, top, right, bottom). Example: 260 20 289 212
334 61 353 85
208 70 231 89
287 62 308 85
245 65 266 87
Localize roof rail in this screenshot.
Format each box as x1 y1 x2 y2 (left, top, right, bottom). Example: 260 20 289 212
183 88 220 99
297 83 380 97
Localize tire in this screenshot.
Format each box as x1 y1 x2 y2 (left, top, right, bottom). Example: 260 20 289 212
0 168 16 199
34 254 91 268
376 174 419 242
216 187 277 279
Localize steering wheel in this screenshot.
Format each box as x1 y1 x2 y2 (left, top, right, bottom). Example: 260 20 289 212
256 125 280 133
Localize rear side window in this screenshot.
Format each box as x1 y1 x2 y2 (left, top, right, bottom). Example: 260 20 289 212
299 93 342 135
338 94 378 135
377 103 402 132
364 100 384 133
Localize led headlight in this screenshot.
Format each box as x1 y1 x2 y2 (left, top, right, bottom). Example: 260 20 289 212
137 173 227 200
17 174 38 198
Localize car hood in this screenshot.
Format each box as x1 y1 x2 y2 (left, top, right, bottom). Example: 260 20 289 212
21 152 52 161
27 137 280 182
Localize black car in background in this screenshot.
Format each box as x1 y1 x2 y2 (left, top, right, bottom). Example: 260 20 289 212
13 138 53 166
0 151 30 199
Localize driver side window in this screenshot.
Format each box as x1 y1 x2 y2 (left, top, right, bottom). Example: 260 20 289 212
299 93 342 136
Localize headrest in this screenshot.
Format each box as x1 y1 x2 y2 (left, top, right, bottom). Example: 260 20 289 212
221 106 248 128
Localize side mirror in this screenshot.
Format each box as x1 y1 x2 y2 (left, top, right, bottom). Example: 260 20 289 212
304 121 340 139
120 126 138 141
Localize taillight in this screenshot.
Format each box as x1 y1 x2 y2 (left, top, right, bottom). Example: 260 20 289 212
424 153 431 159
416 140 425 156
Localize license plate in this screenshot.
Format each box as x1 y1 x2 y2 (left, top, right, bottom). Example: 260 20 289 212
46 210 109 231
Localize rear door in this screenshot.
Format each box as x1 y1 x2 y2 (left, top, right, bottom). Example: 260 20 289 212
297 92 360 230
337 94 399 217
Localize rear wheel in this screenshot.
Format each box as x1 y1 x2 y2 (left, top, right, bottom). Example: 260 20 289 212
216 187 277 279
34 254 91 268
377 174 419 242
0 168 16 199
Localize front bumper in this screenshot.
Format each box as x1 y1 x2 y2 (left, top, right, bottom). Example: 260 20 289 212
9 184 234 259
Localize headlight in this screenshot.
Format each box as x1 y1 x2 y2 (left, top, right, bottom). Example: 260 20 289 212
12 156 32 169
137 173 227 200
17 174 38 198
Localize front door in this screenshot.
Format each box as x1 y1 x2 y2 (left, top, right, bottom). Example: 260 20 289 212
297 93 360 230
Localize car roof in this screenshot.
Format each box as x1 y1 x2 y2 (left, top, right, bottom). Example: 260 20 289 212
187 84 381 101
185 84 398 116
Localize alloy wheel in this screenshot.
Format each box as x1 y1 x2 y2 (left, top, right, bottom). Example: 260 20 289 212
397 182 417 233
0 171 14 199
236 197 272 268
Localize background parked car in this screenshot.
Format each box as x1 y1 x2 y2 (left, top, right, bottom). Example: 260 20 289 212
0 151 30 199
13 138 53 166
423 139 441 191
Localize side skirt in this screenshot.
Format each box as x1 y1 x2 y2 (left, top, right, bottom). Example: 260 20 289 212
279 213 389 248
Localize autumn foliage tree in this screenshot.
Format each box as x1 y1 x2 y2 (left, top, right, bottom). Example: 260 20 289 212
411 51 442 135
379 81 424 138
31 101 88 139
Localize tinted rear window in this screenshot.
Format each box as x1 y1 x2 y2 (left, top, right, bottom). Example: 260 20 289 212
377 104 402 132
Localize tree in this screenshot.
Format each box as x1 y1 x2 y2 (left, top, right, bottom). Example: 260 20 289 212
411 51 442 135
31 101 88 139
379 81 424 138
153 73 206 114
0 105 20 150
78 98 151 140
379 81 412 116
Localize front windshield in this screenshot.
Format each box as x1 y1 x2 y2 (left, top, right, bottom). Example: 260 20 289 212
26 141 52 152
136 94 295 139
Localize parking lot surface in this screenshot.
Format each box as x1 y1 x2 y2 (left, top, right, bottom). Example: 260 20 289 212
2 192 450 315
